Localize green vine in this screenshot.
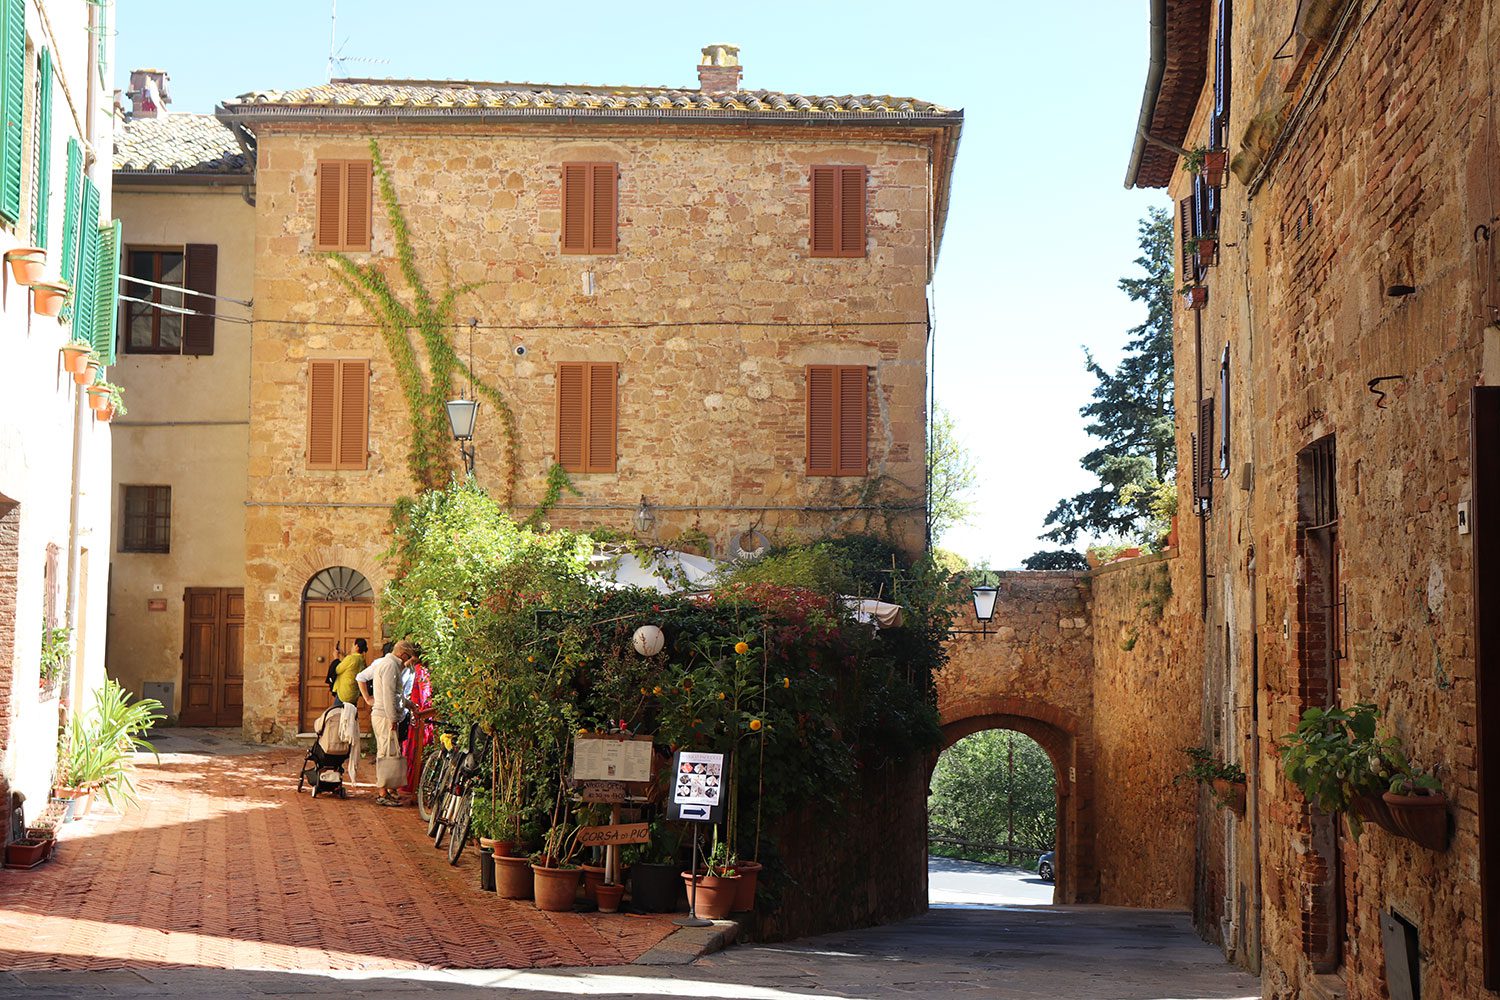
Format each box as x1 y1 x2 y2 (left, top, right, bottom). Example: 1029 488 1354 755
525 463 581 528
326 139 521 503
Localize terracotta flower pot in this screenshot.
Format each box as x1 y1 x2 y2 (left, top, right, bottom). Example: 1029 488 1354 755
731 860 762 911
30 280 69 317
60 345 92 375
95 405 115 423
494 854 533 900
5 247 46 285
1210 778 1246 815
1353 792 1399 835
54 785 92 818
595 881 625 914
87 386 111 411
3 836 54 869
73 361 99 386
580 863 606 902
682 871 740 920
1183 285 1208 310
1384 791 1449 851
532 864 582 912
1203 150 1227 187
1196 237 1218 264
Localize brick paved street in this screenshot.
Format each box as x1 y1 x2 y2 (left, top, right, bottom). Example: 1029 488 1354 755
0 732 676 972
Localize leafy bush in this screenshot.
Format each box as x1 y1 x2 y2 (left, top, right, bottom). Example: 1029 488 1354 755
56 680 164 808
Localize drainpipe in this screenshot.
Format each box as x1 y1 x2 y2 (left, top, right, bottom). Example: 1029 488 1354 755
1195 307 1208 617
1124 0 1168 188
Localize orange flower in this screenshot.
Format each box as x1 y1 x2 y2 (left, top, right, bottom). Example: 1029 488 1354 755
734 641 750 655
653 685 662 695
782 677 791 688
716 692 726 701
749 719 762 731
527 655 536 663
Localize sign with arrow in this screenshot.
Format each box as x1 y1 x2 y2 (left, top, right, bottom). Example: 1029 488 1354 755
667 750 726 823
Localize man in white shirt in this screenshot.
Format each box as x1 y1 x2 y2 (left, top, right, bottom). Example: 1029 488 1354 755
357 640 416 806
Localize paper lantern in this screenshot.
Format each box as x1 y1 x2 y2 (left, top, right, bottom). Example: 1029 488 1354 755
632 625 665 657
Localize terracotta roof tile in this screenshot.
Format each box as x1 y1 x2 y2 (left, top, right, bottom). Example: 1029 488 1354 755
113 113 249 174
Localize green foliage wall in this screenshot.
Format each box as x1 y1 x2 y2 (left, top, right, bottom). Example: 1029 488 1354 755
928 729 1058 867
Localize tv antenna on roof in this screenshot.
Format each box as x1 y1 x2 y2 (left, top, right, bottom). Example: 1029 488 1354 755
327 0 389 81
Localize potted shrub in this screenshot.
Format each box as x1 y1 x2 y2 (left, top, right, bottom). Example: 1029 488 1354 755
1381 752 1449 851
531 823 582 912
630 819 687 913
681 832 740 921
57 680 165 813
30 278 69 317
1203 149 1228 187
4 246 46 285
1181 284 1208 310
1188 235 1219 265
87 381 121 413
3 833 54 869
1175 746 1247 815
60 340 94 375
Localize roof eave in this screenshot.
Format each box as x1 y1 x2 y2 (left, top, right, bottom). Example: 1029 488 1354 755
1124 0 1170 189
1123 0 1211 189
214 104 962 127
113 170 254 186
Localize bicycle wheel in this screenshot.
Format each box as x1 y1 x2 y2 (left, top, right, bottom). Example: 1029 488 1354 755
427 758 453 838
417 751 444 823
447 792 471 866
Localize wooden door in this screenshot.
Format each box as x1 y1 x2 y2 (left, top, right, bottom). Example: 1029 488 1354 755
301 600 376 732
180 587 245 727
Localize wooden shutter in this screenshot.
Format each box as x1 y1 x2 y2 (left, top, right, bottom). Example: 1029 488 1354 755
315 161 344 250
0 0 22 224
336 359 369 470
835 365 869 476
810 167 838 257
556 362 586 470
30 48 50 248
91 220 120 365
806 366 836 475
182 243 218 356
838 167 866 257
343 160 372 250
1179 195 1197 278
307 360 338 469
589 163 617 254
585 362 617 472
69 178 99 329
59 137 79 279
1197 398 1215 504
561 164 588 253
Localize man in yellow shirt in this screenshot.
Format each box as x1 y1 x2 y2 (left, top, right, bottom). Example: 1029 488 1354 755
328 638 368 706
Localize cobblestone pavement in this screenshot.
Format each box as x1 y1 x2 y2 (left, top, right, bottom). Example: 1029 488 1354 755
0 734 676 973
0 905 1261 998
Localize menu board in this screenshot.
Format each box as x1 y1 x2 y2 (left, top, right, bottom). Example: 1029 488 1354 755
572 734 654 782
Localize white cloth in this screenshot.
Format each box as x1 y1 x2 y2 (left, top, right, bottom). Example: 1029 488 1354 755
356 654 403 720
313 704 360 785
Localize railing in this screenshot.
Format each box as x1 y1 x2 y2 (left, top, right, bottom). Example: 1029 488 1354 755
928 833 1047 868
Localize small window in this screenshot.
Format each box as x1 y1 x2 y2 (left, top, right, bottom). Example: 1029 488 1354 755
121 486 171 553
307 359 370 471
809 166 866 258
314 159 372 252
806 365 869 476
124 247 184 353
556 362 617 472
560 162 618 255
1219 344 1231 477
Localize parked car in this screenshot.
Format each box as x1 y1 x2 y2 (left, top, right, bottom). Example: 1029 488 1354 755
1038 851 1055 882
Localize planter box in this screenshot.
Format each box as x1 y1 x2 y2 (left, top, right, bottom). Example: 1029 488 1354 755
1210 778 1246 816
1203 150 1228 188
4 836 54 869
1384 792 1449 851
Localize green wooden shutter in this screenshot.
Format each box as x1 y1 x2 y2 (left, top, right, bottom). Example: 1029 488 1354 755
68 177 98 327
59 137 79 278
92 220 119 364
0 0 23 223
30 48 50 248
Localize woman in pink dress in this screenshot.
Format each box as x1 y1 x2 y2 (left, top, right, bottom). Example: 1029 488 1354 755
401 658 433 794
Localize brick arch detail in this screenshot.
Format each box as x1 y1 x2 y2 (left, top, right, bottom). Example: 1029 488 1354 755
287 546 387 602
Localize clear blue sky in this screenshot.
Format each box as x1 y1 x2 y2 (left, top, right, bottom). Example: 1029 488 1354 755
117 1 1169 569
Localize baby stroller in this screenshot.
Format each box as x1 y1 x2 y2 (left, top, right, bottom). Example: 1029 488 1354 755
298 704 355 798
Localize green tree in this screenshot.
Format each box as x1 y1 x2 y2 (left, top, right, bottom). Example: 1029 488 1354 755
928 730 1057 868
1021 550 1089 571
928 406 977 544
1037 207 1175 547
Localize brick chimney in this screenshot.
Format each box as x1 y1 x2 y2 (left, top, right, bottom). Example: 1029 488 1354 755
127 68 171 119
697 44 742 94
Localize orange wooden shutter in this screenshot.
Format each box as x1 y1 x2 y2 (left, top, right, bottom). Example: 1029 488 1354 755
336 359 369 470
806 365 836 474
835 366 869 475
838 167 866 258
343 161 372 251
585 362 617 472
589 163 618 254
556 362 586 470
810 167 838 257
307 360 338 468
561 164 588 254
315 162 344 251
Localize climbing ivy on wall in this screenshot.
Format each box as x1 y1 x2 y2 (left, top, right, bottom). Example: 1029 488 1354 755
326 139 520 502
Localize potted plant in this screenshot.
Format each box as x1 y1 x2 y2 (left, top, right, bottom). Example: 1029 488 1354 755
74 359 100 387
1187 234 1219 265
595 878 625 913
4 246 46 285
30 278 69 317
1175 746 1247 815
60 340 93 375
630 818 687 913
682 829 740 921
1381 751 1449 851
1181 284 1208 310
87 381 122 413
57 680 165 813
531 822 582 912
3 833 54 869
1202 149 1228 187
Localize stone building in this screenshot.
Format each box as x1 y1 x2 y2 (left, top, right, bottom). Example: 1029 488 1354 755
0 0 119 843
108 76 253 725
168 46 962 742
1126 0 1500 996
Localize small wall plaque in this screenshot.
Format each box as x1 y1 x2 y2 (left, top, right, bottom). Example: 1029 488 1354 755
147 598 167 612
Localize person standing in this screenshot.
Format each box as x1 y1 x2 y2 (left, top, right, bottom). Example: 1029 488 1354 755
327 638 367 707
357 640 416 806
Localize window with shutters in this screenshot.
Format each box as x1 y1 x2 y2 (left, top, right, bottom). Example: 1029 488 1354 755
314 159 372 252
1218 344 1231 477
0 0 23 226
123 243 216 356
560 162 618 255
555 362 617 473
30 48 50 248
809 166 867 258
806 365 869 476
121 485 171 554
306 359 370 471
1211 0 1232 151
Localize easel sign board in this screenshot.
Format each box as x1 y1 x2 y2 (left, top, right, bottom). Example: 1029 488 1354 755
573 734 654 782
577 822 651 847
667 750 726 824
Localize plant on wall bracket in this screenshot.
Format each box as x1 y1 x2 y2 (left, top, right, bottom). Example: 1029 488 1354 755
326 139 520 503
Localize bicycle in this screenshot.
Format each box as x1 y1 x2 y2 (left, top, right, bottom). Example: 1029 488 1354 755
430 722 489 865
418 727 456 824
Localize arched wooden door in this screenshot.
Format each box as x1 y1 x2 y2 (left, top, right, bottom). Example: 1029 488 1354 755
300 567 377 733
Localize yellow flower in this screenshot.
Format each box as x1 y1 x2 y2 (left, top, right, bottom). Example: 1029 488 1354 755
653 685 662 695
440 732 454 750
640 686 649 695
734 641 750 655
578 727 588 735
527 655 536 663
782 677 791 688
716 692 726 701
749 719 762 731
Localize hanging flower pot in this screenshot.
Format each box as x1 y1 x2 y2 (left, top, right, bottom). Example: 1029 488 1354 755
74 360 100 387
95 404 115 423
1203 149 1228 188
1383 791 1450 851
1210 778 1247 816
1182 285 1208 310
86 385 112 411
5 247 47 286
1195 236 1218 265
60 341 94 375
31 279 69 318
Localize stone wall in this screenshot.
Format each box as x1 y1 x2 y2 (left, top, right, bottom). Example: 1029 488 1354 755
241 123 937 741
